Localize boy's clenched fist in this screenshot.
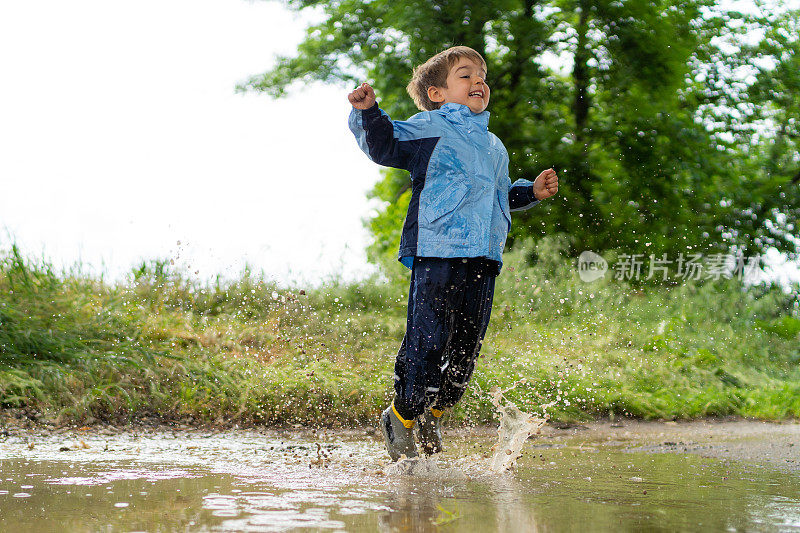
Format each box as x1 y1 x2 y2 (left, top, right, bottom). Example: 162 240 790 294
348 82 376 110
533 168 559 200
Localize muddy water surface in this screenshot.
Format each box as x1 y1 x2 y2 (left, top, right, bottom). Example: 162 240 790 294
1 421 799 532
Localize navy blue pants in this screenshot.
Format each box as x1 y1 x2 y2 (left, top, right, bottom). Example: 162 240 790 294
393 256 498 421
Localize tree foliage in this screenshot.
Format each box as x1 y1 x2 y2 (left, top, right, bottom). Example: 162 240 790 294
239 0 799 272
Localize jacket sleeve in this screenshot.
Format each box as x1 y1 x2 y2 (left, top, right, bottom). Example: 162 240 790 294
348 103 433 172
497 146 540 211
509 178 540 211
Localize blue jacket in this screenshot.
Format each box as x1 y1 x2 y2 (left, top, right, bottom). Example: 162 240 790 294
348 101 540 274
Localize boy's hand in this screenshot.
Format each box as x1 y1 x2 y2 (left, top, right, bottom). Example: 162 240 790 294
348 82 377 110
533 168 559 200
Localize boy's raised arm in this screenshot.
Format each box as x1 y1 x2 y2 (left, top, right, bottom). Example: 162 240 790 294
502 146 559 210
496 147 539 211
348 82 434 172
509 178 540 211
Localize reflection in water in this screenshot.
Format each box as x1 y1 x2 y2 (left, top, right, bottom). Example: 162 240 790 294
0 429 798 532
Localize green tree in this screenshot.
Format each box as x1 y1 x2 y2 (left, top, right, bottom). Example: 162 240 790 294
709 6 800 258
239 0 798 274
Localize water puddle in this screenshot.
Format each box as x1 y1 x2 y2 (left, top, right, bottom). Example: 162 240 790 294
1 422 799 531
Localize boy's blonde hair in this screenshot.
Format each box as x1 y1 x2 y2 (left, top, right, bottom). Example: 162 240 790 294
406 46 488 111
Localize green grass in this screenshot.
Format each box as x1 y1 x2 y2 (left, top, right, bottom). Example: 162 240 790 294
1 237 798 427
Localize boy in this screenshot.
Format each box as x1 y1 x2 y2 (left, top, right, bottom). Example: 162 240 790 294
347 46 558 461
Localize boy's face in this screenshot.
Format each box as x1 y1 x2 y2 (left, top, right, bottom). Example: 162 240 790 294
427 57 490 114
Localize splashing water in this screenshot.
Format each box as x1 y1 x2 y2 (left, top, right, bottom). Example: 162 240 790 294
488 385 548 472
382 384 549 478
385 456 468 481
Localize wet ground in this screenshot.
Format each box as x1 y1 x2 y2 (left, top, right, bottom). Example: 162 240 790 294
0 419 799 532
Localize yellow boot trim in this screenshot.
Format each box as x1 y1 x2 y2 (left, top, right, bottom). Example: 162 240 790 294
392 402 416 428
431 408 445 418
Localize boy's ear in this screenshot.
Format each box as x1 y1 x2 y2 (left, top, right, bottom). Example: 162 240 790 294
427 85 445 104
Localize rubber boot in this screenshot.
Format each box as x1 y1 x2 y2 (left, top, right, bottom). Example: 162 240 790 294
416 408 444 455
380 402 418 461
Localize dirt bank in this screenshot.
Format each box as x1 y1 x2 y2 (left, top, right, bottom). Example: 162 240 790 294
524 418 800 473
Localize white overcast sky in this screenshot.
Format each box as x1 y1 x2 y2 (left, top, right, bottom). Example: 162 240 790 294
1 0 798 288
1 0 379 286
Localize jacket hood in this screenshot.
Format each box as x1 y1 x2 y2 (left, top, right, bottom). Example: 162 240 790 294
437 102 490 130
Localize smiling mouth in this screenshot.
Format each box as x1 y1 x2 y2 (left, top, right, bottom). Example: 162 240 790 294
469 91 484 98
